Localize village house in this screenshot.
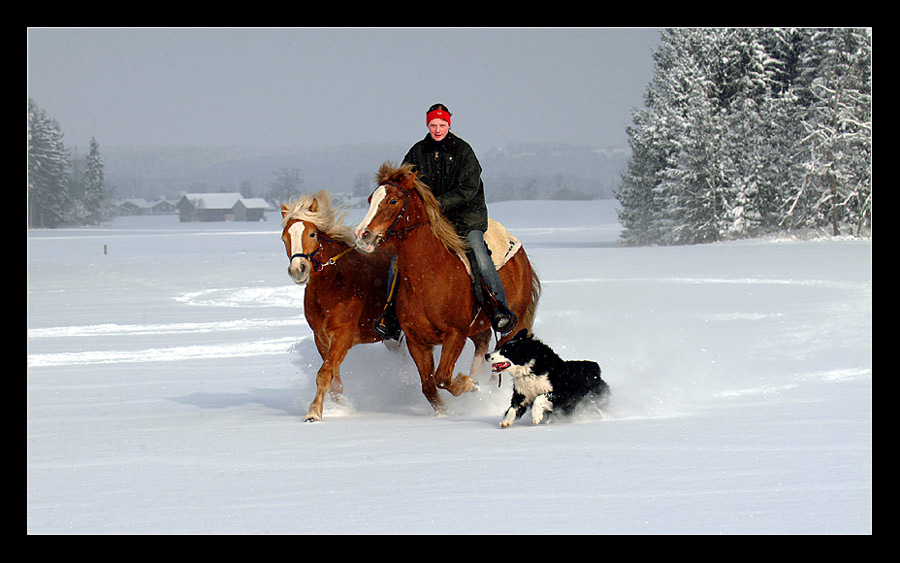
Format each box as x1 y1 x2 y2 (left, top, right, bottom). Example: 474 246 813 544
176 193 272 222
150 199 178 214
233 198 271 221
116 198 153 216
116 198 179 216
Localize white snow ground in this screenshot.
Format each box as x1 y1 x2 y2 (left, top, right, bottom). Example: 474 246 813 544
27 200 871 534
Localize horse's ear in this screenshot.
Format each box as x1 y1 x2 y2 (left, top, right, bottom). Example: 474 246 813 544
310 197 319 213
280 204 289 218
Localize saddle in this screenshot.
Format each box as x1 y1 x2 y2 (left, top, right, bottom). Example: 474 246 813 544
458 218 522 276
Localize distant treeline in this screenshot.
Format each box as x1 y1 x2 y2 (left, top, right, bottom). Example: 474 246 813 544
616 28 871 245
100 143 628 205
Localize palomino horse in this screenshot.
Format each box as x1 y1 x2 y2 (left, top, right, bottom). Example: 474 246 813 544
355 163 541 414
281 191 394 421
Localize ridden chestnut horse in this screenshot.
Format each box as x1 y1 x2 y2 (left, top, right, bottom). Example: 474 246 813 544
281 191 394 421
355 163 541 414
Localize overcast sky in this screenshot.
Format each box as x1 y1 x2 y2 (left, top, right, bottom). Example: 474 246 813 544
27 28 660 152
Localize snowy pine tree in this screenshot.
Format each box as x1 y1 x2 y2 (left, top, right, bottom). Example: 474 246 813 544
28 100 112 227
618 29 694 245
28 98 71 228
83 137 108 225
789 28 872 235
617 107 671 246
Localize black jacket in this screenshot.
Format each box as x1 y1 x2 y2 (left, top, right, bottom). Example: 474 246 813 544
402 132 488 234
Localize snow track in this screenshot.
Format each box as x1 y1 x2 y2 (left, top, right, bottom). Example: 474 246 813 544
28 313 307 367
28 336 303 367
28 317 304 339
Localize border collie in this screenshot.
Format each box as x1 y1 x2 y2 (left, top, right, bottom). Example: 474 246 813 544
486 329 609 428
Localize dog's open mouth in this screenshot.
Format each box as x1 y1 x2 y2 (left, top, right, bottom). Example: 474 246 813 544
491 361 511 373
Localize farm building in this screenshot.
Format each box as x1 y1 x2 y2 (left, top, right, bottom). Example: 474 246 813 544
116 198 179 216
150 199 178 214
117 198 153 216
177 193 272 222
233 198 271 221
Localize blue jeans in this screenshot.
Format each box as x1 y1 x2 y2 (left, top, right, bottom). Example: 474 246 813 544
465 230 508 305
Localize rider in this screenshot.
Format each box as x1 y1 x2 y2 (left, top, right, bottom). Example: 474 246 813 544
373 103 517 341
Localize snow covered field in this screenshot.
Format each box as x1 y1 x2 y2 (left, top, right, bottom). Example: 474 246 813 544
27 199 871 534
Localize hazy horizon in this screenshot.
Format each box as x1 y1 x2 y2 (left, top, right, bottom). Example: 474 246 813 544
27 28 660 152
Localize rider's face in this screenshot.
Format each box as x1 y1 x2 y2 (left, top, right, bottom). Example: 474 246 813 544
428 119 450 142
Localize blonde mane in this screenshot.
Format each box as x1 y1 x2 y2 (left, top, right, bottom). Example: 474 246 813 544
375 162 467 256
280 190 357 246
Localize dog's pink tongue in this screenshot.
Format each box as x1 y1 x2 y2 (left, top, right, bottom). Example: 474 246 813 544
491 362 511 373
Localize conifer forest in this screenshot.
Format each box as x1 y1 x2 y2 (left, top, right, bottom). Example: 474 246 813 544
616 28 871 245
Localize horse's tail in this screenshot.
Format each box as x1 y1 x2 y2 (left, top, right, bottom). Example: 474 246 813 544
520 263 542 332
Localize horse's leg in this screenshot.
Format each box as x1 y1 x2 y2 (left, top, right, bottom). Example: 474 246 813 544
329 342 344 398
435 330 476 396
498 255 537 346
466 330 492 380
329 374 344 395
405 338 444 413
305 334 329 421
329 366 344 403
313 334 345 399
305 329 352 422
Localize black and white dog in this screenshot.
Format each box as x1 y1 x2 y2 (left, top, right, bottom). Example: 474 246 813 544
487 329 609 428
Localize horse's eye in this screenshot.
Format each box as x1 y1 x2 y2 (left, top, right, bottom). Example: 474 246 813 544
389 199 398 205
309 232 316 238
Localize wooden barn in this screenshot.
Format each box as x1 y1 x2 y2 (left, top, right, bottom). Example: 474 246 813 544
177 193 272 222
233 198 271 221
117 198 153 216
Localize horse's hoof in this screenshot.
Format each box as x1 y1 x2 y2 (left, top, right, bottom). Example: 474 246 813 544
303 412 322 422
451 373 476 395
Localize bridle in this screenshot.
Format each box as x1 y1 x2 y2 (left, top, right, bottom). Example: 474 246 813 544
368 180 427 247
288 226 354 273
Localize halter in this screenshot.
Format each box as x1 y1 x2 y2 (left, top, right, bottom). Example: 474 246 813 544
289 232 354 273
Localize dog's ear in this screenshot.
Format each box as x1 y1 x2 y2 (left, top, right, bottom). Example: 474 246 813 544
515 328 530 340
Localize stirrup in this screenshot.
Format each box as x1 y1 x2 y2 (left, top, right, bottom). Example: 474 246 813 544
484 289 517 336
493 308 518 337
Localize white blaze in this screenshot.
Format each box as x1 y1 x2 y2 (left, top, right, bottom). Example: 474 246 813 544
356 186 386 237
287 222 307 266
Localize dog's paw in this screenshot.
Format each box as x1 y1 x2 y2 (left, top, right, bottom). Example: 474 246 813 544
500 409 516 428
532 395 551 424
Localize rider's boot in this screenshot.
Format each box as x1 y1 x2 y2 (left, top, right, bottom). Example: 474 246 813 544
483 282 518 336
374 302 402 341
373 255 402 341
